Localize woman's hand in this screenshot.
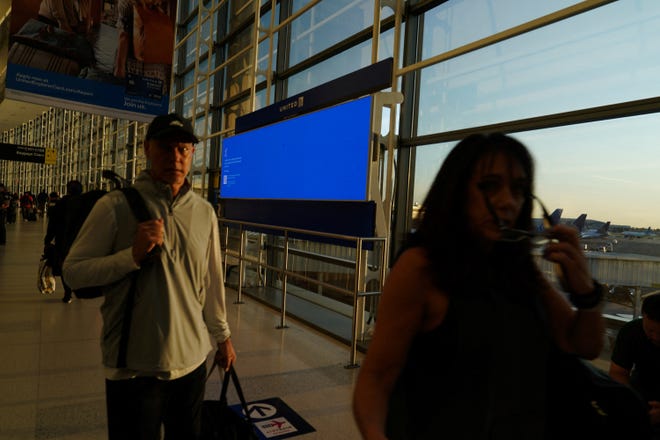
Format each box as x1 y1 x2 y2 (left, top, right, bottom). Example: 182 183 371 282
542 224 594 295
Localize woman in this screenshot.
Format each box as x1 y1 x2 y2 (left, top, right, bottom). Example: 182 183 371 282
353 133 605 439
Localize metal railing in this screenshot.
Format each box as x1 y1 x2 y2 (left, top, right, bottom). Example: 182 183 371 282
219 218 387 367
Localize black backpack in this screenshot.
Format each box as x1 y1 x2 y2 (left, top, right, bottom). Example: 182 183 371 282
62 189 108 259
63 187 151 299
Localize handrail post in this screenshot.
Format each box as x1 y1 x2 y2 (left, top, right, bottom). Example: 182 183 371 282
277 231 289 329
633 286 643 318
222 223 229 280
347 237 363 368
236 224 246 304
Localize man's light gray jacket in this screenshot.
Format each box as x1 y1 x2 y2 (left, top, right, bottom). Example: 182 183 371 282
63 171 231 373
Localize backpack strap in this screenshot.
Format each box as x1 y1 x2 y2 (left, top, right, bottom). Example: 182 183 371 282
116 187 153 368
119 187 151 222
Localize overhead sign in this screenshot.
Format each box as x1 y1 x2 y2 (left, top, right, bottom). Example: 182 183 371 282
44 148 57 165
230 397 315 439
5 0 177 122
0 143 50 164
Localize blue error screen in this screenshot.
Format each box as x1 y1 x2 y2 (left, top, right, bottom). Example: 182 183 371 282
220 95 372 201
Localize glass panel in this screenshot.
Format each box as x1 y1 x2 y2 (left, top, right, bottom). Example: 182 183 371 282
230 0 255 32
257 32 276 84
183 89 195 118
184 36 198 66
422 0 580 59
287 27 395 96
292 0 314 14
253 87 273 111
224 26 253 99
289 0 374 66
183 70 195 90
417 1 660 135
413 114 660 258
259 4 277 38
199 18 211 58
186 14 199 35
222 98 252 132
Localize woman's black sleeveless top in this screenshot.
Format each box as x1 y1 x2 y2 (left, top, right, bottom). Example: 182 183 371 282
386 280 550 440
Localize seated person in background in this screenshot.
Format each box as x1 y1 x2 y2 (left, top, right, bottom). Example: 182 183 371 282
38 0 93 34
610 294 660 436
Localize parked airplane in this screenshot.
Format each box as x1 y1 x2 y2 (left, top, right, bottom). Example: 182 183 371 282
581 221 611 239
623 227 656 238
570 214 587 233
574 215 616 252
533 208 563 231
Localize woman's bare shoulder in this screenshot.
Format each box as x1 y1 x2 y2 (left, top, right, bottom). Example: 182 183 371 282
388 246 449 330
395 246 429 267
387 246 434 292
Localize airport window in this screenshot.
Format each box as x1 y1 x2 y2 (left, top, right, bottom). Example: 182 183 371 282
417 0 660 136
413 114 660 258
223 27 254 100
186 14 199 36
421 0 582 60
289 0 373 66
287 27 396 96
230 0 256 28
257 35 276 84
199 19 211 58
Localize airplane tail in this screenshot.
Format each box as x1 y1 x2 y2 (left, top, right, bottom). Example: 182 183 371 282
598 221 611 235
572 214 587 232
537 208 563 231
549 208 563 227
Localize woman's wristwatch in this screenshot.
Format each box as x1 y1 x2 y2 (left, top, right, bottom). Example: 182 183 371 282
569 280 605 310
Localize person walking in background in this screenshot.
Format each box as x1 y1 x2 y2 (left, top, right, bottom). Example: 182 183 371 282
610 294 660 437
0 183 10 245
7 192 18 224
37 189 48 218
352 133 606 439
46 191 60 219
44 180 83 303
20 191 36 221
63 113 235 439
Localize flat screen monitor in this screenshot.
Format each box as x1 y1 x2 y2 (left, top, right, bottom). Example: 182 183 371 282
220 95 373 201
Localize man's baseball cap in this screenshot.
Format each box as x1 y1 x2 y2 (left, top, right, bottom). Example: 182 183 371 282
145 113 199 143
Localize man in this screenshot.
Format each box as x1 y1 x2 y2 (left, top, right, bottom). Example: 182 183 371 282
20 191 35 221
63 113 236 439
46 191 60 219
44 180 83 303
36 189 48 218
610 294 660 436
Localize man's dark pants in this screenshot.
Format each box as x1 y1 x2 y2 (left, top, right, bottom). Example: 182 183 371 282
105 362 206 440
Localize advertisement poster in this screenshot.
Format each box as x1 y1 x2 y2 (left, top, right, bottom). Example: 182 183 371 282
5 0 177 122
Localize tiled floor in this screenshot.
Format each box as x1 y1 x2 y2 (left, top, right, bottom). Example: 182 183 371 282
0 218 363 440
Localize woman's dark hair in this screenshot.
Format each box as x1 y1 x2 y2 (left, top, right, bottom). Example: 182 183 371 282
413 132 537 294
